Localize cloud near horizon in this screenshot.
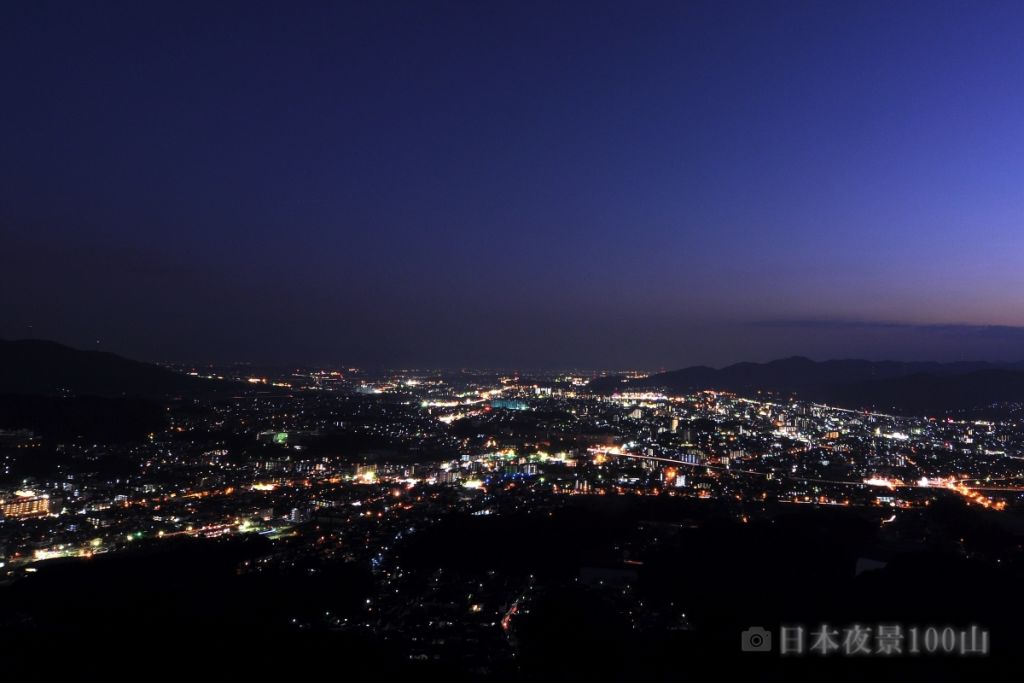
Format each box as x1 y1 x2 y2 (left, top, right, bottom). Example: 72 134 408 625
743 319 1024 364
751 319 1024 335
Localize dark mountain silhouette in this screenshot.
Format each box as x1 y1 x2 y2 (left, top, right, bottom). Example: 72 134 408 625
0 394 166 442
591 357 1024 415
0 339 228 398
831 368 1024 415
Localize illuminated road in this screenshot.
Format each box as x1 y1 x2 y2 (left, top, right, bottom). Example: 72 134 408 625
588 448 1016 510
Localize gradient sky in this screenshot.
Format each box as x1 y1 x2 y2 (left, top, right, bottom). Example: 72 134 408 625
3 1 1024 368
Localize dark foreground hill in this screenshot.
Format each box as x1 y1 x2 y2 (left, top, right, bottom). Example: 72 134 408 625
591 356 1024 415
0 339 225 397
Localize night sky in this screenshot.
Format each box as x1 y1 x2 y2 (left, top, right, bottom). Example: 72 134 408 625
3 1 1023 369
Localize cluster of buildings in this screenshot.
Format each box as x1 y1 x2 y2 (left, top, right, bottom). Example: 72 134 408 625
1 364 1022 668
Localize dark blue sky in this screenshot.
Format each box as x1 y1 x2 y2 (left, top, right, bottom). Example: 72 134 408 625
3 1 1023 368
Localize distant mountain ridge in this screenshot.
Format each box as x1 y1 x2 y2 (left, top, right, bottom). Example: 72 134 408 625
0 339 225 397
590 356 1024 415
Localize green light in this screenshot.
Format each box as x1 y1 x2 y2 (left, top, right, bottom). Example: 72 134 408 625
273 432 288 444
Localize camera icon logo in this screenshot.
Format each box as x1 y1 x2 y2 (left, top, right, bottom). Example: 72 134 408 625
741 626 772 652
